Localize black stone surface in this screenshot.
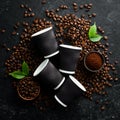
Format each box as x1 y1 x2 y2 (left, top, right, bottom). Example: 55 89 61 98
0 0 120 120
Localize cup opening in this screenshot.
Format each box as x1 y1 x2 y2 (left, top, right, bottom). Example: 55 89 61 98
59 44 82 50
84 51 105 72
31 26 52 37
44 50 59 59
54 95 67 107
54 77 65 90
33 59 49 77
59 69 75 74
69 75 86 92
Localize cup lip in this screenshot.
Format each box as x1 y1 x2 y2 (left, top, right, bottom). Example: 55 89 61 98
59 69 75 74
54 77 65 90
59 44 82 50
84 51 105 72
54 95 67 107
31 26 52 37
69 75 86 92
44 50 59 59
33 59 49 77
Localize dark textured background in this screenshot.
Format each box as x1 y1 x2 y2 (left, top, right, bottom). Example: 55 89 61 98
0 0 120 120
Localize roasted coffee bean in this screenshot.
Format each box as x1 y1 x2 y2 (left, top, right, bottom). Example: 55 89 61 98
41 0 46 4
92 13 96 17
20 4 24 8
1 29 6 33
12 31 17 35
103 36 108 40
80 5 84 9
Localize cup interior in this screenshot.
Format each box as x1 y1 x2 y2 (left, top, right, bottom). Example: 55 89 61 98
33 59 49 76
31 26 52 37
69 75 86 92
59 44 82 50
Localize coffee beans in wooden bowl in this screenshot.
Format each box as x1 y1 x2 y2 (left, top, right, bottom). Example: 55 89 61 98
17 77 40 101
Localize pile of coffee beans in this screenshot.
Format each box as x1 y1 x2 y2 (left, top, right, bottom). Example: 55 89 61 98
5 2 118 109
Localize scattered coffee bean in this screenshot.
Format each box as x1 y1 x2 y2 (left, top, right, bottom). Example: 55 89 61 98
80 5 84 9
31 13 35 17
101 30 105 34
41 0 47 4
73 3 77 6
111 116 115 119
28 8 32 12
104 36 108 40
6 48 11 51
100 105 105 111
109 52 112 55
115 61 118 64
88 3 93 7
84 4 88 8
1 29 6 33
12 31 17 35
105 43 109 47
56 8 60 12
115 78 118 81
24 4 28 9
20 4 24 8
92 13 96 17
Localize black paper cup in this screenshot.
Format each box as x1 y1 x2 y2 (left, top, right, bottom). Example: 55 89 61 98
31 26 59 58
54 75 86 107
33 59 65 90
59 44 82 74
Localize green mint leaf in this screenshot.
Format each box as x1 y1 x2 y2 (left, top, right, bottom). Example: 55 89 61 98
88 23 97 38
22 61 29 76
90 34 103 42
88 23 103 42
9 70 26 79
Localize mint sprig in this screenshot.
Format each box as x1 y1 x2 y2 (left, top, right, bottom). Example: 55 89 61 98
88 23 103 42
9 61 29 79
22 61 29 76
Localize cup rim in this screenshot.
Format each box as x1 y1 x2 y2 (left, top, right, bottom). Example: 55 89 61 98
84 51 105 72
59 44 82 50
44 50 59 59
54 95 67 107
31 26 52 37
54 77 65 90
69 75 86 92
33 59 49 77
59 69 75 74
